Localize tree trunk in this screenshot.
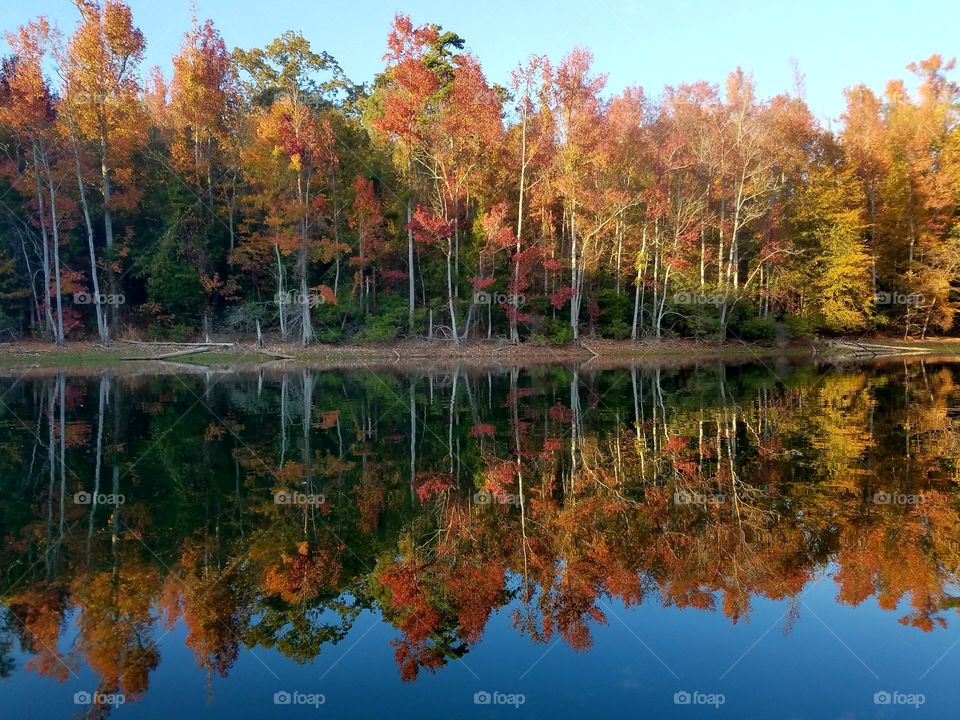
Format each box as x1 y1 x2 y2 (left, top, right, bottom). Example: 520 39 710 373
70 127 108 342
32 147 55 340
275 243 287 341
44 162 65 345
446 242 459 345
100 137 118 334
407 201 415 334
569 205 580 341
409 376 417 505
512 99 528 344
18 229 42 330
299 240 312 345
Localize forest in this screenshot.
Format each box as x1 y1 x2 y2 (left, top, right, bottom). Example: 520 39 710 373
2 1 960 346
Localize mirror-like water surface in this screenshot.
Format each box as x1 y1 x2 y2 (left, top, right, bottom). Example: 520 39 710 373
1 359 959 718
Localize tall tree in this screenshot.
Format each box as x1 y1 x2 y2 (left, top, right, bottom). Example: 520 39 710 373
64 0 146 334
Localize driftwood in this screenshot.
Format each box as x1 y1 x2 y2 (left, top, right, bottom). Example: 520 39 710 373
252 347 294 360
579 342 600 358
118 339 235 348
818 339 931 358
121 347 213 361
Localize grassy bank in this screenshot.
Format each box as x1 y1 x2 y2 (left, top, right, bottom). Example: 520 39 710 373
0 338 818 370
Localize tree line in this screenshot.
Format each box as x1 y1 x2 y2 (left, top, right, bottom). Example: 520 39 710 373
2 2 959 345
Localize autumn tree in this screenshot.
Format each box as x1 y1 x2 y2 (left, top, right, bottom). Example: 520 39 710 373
169 15 241 336
236 33 348 344
1 20 66 344
63 0 146 334
369 15 502 343
789 135 874 332
348 175 384 314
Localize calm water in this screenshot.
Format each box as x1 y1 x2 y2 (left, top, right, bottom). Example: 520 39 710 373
1 358 959 718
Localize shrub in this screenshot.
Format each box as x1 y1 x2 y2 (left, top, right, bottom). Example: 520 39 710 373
530 318 574 345
354 294 408 341
169 323 196 342
783 314 817 339
737 316 777 342
595 288 631 339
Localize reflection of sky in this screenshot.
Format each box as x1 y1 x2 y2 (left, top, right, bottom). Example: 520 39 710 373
6 567 960 718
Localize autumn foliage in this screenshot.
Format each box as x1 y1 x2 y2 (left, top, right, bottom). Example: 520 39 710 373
2 7 959 344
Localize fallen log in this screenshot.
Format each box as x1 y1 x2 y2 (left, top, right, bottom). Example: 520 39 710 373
818 339 930 358
252 348 294 360
121 347 213 361
119 339 234 348
579 342 600 358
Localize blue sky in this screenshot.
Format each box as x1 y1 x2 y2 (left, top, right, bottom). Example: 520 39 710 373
1 0 957 123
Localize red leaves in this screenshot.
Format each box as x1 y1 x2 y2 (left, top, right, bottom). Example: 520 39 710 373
479 203 514 250
376 16 442 145
349 176 384 252
378 556 446 681
548 402 574 424
543 438 564 452
270 102 334 171
0 29 55 132
377 60 437 143
483 461 516 496
663 435 689 453
406 204 452 245
549 285 576 309
469 275 495 291
413 471 457 502
443 54 502 150
392 57 438 97
384 14 440 63
313 410 340 430
310 284 339 306
264 542 343 604
468 422 496 437
380 269 408 286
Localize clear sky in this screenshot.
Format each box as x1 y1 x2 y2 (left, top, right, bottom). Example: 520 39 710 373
1 0 957 123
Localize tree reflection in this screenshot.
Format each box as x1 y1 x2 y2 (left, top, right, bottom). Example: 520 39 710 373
1 360 959 698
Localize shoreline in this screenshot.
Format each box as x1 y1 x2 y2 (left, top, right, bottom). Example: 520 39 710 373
0 337 807 367
1 337 957 374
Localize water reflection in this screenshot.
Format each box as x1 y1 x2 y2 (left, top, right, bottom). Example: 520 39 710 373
0 360 959 713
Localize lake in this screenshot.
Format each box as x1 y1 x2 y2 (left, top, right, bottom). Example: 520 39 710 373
1 357 958 718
